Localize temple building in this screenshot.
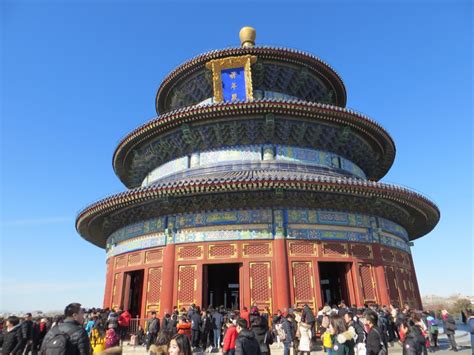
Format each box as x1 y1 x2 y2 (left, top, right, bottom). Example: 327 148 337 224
76 27 440 318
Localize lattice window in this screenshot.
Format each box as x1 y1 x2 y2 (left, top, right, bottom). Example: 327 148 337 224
395 252 405 264
289 242 317 256
243 243 271 257
146 249 163 264
115 256 127 269
292 262 315 308
177 246 203 260
209 244 237 259
384 266 400 306
128 253 142 266
250 262 272 305
146 267 162 312
323 243 347 257
359 264 377 302
177 265 197 308
351 244 373 259
381 248 395 262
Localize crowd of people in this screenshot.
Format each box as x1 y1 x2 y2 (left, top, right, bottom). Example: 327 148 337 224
0 301 472 355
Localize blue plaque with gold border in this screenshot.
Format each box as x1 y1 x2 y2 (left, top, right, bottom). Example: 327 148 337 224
206 55 257 103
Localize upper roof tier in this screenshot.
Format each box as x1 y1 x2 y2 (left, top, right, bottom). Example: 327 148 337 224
113 100 396 188
155 46 347 114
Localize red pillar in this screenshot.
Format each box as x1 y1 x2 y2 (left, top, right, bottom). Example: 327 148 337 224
313 259 323 309
103 258 113 309
273 239 291 311
408 253 423 309
372 245 390 306
160 243 176 317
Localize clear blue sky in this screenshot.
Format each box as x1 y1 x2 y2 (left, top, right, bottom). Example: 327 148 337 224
1 0 472 312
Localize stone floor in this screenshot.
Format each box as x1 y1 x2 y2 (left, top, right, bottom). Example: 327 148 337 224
121 330 472 355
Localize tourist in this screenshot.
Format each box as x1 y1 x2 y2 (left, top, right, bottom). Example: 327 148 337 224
118 308 132 340
105 323 120 353
344 311 365 355
176 316 192 340
296 311 312 355
328 314 356 355
146 311 161 351
235 317 261 354
89 324 106 354
441 309 458 352
467 309 474 354
190 306 202 349
0 315 24 354
223 317 238 355
21 312 34 354
200 310 212 350
85 315 97 336
150 329 172 355
168 333 192 355
212 307 224 349
130 324 145 346
40 302 91 355
364 311 384 355
107 308 119 329
278 313 293 355
400 318 425 355
322 326 334 354
38 318 48 350
250 311 271 355
426 315 438 350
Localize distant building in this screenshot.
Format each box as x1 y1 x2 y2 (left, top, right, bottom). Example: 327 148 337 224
76 27 439 318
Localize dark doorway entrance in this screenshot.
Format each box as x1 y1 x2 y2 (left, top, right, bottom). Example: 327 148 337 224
318 262 351 307
203 263 241 310
122 270 144 317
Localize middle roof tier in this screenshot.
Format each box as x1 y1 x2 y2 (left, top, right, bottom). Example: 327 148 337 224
113 99 395 188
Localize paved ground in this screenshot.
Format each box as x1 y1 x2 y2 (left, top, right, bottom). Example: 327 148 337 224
121 329 472 355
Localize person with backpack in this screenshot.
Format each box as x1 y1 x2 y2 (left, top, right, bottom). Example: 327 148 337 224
235 318 261 355
426 315 438 350
40 302 91 355
278 313 293 355
364 310 385 355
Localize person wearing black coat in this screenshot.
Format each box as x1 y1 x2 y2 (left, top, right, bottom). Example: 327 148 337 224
365 311 383 355
400 319 425 355
235 318 261 355
191 307 202 348
0 316 25 355
441 310 458 351
250 314 270 355
40 303 91 355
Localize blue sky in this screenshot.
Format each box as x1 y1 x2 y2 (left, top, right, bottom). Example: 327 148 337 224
1 0 472 312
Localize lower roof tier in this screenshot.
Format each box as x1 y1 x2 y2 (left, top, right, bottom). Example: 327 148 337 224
76 169 439 248
113 99 396 188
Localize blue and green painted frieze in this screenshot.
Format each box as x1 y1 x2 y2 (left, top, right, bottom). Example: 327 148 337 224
105 208 410 257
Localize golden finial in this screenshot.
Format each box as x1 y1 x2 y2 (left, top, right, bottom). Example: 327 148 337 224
239 26 256 48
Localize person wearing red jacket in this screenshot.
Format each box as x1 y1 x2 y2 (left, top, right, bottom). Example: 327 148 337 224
177 316 192 341
118 309 132 340
223 318 238 355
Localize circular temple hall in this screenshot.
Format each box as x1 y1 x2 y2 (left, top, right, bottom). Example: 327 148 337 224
76 28 440 318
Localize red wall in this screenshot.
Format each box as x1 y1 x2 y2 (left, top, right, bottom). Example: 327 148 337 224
103 240 421 318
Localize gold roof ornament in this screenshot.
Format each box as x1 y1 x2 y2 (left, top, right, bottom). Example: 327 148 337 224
239 26 256 48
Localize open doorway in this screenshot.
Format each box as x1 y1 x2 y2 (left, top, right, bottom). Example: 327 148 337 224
203 263 241 310
318 262 352 307
122 270 144 317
